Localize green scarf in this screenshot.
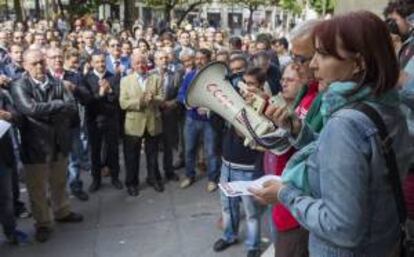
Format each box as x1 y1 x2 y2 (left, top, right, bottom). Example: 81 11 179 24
281 81 400 193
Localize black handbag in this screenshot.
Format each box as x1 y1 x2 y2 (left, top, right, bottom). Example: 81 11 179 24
351 103 414 257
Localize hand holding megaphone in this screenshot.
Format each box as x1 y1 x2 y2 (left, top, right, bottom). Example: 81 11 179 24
264 104 302 137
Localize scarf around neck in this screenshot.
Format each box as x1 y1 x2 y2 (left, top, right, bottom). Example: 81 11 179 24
281 81 400 193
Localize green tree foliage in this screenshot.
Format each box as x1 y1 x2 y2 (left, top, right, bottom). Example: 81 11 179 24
13 0 23 21
310 0 335 14
143 0 212 27
278 0 303 15
66 0 118 18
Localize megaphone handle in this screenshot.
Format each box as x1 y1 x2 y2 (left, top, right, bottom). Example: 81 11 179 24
240 108 284 149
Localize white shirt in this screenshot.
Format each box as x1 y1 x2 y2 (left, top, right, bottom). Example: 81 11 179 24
93 69 105 80
136 73 147 91
32 76 49 92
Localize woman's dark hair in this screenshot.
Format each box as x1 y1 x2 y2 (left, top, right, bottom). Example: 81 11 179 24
273 37 289 50
313 11 399 96
137 38 150 50
245 66 267 86
229 36 242 49
383 1 414 18
197 48 212 61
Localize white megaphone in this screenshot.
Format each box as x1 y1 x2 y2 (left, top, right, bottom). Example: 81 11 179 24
185 61 291 154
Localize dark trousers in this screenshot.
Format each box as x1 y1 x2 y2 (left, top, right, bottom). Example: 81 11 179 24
88 123 119 182
161 132 174 177
123 132 161 187
11 166 25 214
275 227 309 257
0 162 16 235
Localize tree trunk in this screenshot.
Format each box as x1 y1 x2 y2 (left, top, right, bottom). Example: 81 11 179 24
35 0 41 18
164 5 172 24
247 6 254 33
13 0 23 22
176 1 209 28
124 0 131 29
57 0 64 15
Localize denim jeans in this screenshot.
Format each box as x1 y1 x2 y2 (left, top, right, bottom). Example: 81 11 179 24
184 117 219 182
0 161 16 235
219 163 263 250
68 127 90 192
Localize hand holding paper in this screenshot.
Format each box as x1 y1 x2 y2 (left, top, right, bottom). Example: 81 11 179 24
218 175 281 198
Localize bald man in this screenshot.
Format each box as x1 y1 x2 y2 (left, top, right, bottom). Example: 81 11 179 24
10 49 83 243
120 52 164 196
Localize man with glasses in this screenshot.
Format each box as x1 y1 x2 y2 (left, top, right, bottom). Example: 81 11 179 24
288 20 323 126
10 49 83 243
46 48 90 201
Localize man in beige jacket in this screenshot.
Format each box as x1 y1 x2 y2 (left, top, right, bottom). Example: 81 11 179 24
120 52 164 196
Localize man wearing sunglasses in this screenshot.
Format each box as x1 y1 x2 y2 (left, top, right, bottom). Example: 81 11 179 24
106 38 124 76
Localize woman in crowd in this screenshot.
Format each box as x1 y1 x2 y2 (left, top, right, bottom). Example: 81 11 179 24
263 63 309 257
251 11 413 257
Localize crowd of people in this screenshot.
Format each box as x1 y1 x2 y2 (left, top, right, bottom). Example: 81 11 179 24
1 1 414 257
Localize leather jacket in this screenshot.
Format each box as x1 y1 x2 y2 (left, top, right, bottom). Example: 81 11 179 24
10 73 76 164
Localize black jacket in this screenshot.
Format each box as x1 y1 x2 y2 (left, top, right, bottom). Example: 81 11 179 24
10 73 76 164
0 89 20 167
80 71 120 128
52 70 90 128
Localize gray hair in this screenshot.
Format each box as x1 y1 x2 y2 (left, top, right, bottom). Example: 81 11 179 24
288 19 321 42
23 48 42 62
154 49 167 60
179 47 195 59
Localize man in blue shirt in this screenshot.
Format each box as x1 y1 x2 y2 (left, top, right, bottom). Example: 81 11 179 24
177 49 220 192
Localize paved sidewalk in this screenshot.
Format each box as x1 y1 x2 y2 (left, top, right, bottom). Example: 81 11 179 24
0 169 264 257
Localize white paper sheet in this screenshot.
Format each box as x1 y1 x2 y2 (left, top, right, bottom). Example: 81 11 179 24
0 120 11 139
219 175 281 197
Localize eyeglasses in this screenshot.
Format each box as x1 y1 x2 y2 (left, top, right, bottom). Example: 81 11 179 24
28 60 45 66
280 77 299 84
110 44 120 47
48 55 63 60
290 53 313 65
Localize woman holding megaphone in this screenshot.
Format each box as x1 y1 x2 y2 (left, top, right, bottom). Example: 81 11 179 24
250 11 413 257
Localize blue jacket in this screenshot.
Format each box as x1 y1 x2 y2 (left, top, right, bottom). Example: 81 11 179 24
1 62 25 81
279 103 413 257
177 69 208 121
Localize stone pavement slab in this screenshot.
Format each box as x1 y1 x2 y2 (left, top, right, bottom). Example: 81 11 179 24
0 166 263 257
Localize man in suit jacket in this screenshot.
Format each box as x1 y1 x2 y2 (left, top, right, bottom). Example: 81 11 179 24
154 50 180 182
105 37 125 76
81 51 123 193
0 88 26 244
11 49 83 242
79 30 99 70
119 52 164 196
